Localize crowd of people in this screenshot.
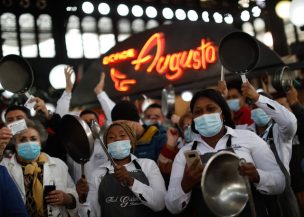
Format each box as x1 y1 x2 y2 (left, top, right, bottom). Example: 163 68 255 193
0 68 304 217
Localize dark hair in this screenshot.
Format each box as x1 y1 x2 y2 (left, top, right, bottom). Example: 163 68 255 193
227 81 242 93
5 105 30 118
190 89 235 131
145 103 161 111
80 109 99 121
111 101 140 122
11 118 48 148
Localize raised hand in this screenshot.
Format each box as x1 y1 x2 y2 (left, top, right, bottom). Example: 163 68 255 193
0 127 12 155
64 66 74 93
94 72 105 95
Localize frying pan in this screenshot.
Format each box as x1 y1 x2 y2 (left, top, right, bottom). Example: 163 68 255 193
272 66 295 92
0 54 34 95
61 114 95 176
219 32 259 104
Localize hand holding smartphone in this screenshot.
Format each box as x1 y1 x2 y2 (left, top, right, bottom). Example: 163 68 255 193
184 150 203 168
44 185 56 204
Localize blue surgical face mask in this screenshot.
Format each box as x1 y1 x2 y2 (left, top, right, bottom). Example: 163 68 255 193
183 126 194 143
107 140 131 160
143 119 153 126
251 108 271 127
194 112 223 137
17 142 41 161
227 99 240 112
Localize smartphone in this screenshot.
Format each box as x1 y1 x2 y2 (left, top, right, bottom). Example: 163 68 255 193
43 185 56 203
184 150 203 167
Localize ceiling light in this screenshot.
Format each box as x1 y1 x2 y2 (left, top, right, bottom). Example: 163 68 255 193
49 64 76 89
82 2 94 14
252 6 261 17
213 12 223 23
146 6 157 18
132 5 143 17
163 8 174 19
117 4 129 16
175 9 186 20
202 11 209 22
98 3 110 15
224 14 233 24
181 91 193 102
275 1 290 20
187 10 198 21
241 10 250 21
290 0 304 27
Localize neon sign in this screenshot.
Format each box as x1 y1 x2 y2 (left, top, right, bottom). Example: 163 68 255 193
103 32 218 92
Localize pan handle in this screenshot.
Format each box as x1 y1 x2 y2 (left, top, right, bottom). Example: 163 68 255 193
90 121 117 168
240 73 253 105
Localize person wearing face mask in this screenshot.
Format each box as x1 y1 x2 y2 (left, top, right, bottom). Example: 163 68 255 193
143 103 165 126
225 83 254 125
241 82 300 217
0 119 79 217
165 89 285 217
77 121 166 217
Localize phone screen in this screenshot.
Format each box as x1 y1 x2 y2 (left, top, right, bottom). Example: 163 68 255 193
43 185 56 203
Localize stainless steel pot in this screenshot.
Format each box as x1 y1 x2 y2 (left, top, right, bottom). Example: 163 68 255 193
201 151 249 217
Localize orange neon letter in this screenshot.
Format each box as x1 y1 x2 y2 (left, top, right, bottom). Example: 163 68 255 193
131 33 165 73
110 68 136 92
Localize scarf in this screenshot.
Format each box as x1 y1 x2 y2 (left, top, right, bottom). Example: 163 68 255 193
23 153 48 215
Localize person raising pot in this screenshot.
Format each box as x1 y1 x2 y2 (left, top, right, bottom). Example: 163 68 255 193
77 121 166 217
165 89 285 217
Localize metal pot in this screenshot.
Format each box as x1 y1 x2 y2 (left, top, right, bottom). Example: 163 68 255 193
272 66 295 92
201 151 249 217
161 84 175 119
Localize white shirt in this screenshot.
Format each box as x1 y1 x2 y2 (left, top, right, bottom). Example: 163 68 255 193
67 139 108 183
237 95 297 173
165 126 285 214
55 90 72 117
96 91 115 126
79 154 166 217
1 154 79 217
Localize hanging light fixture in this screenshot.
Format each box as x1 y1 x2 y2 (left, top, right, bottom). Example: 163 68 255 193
289 0 304 27
275 1 290 20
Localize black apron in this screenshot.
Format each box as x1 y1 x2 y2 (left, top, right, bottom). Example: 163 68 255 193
265 125 301 217
98 160 157 217
185 136 272 217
